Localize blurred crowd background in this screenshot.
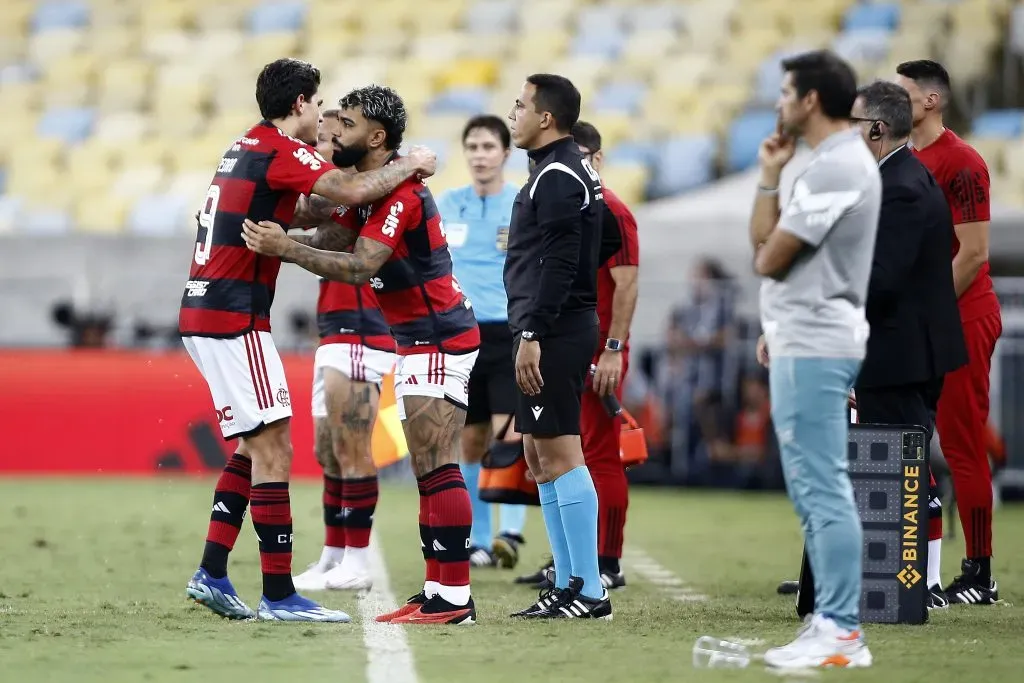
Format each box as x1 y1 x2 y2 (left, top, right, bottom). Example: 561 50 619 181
3 0 1024 497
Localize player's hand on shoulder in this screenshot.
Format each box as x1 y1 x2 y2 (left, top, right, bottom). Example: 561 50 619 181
242 218 289 257
407 145 437 179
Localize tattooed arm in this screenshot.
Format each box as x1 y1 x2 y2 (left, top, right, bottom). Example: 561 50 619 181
310 146 437 206
242 218 391 284
287 220 358 254
290 194 338 228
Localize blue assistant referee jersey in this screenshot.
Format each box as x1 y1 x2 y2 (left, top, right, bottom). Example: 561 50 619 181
437 183 519 324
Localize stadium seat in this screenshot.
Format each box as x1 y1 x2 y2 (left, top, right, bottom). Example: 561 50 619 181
971 110 1024 139
74 194 129 235
402 138 454 171
571 31 625 60
18 207 73 235
37 107 96 144
581 114 633 149
625 2 683 32
726 109 778 173
599 162 649 205
648 134 718 198
437 58 500 89
966 136 1006 175
28 27 86 64
138 1 195 33
406 0 468 33
593 80 648 116
0 195 21 234
606 140 657 166
127 193 192 236
248 1 307 34
465 0 518 33
576 5 626 35
110 165 167 199
843 2 901 31
31 0 90 32
832 28 893 64
427 87 491 116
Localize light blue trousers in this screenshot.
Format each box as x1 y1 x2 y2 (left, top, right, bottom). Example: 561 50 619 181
770 356 863 632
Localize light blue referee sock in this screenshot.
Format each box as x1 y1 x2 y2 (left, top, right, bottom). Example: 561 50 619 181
553 465 603 600
538 481 571 590
459 462 493 549
498 504 527 537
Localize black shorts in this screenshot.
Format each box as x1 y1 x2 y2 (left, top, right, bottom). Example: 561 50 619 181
466 322 517 426
513 323 598 437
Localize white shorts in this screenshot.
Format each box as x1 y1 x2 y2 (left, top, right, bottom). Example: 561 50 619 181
311 343 398 418
182 330 292 439
393 351 479 419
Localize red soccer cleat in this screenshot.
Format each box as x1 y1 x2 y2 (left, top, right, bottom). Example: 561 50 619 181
390 595 476 625
376 591 427 623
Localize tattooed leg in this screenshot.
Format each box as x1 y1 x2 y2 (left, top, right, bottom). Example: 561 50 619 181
314 417 341 479
323 368 379 479
401 396 465 477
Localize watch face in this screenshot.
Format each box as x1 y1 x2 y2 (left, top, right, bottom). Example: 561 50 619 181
522 331 535 340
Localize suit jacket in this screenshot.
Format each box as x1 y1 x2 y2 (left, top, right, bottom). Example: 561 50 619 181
856 146 968 389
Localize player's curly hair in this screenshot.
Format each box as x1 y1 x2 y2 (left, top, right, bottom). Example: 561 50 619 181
255 58 321 121
338 85 407 151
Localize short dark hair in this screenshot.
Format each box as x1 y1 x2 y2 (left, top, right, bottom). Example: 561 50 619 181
571 121 601 153
780 50 858 120
526 73 581 133
896 59 952 109
857 81 913 140
338 84 407 150
255 58 321 121
461 115 510 149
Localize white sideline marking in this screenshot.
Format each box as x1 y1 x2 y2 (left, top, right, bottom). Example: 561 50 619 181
622 547 709 602
361 532 418 683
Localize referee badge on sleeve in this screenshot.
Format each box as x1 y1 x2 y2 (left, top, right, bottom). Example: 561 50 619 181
496 226 509 252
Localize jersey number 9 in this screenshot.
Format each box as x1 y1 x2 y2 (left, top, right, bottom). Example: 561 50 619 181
194 185 221 266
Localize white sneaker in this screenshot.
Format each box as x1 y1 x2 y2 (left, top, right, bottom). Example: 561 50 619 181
323 562 373 591
293 561 340 592
763 614 873 670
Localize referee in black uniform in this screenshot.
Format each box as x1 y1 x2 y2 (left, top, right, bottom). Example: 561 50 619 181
504 74 611 620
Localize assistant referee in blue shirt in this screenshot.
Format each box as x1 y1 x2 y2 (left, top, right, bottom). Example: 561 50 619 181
437 115 527 570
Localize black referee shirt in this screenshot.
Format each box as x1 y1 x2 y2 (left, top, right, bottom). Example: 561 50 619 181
503 136 604 339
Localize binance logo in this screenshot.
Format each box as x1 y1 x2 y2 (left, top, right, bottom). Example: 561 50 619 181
897 564 922 588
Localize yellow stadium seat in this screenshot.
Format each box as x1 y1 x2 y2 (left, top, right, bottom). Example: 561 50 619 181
90 0 142 29
27 28 86 65
142 30 197 62
6 154 62 203
507 31 569 64
85 27 142 60
386 57 450 92
170 136 234 174
306 0 362 29
519 0 577 32
42 54 99 90
242 32 303 71
347 29 413 59
966 137 1005 175
150 111 207 140
74 194 130 235
205 110 260 141
409 32 471 62
138 0 196 33
463 33 514 59
190 0 251 32
731 0 789 35
403 0 467 33
151 81 211 117
620 30 684 69
305 20 359 49
92 111 152 143
359 0 414 34
191 29 246 63
999 140 1024 180
990 174 1024 208
69 163 116 197
411 115 476 142
0 1 32 39
581 114 634 149
598 163 648 206
67 139 124 179
131 139 176 170
682 3 733 53
110 165 167 199
438 58 501 89
723 27 785 73
546 56 612 96
0 82 43 114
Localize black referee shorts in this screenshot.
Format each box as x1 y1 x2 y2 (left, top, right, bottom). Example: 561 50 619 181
513 323 598 438
466 322 517 426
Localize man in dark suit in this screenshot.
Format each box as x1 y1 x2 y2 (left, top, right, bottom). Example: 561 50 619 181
783 81 969 614
850 80 968 609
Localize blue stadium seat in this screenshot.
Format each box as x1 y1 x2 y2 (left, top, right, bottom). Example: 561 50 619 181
0 62 38 85
426 87 489 115
128 194 189 236
577 6 626 35
607 140 656 166
843 2 901 31
832 29 892 64
627 3 683 32
37 107 96 144
593 81 647 116
247 1 307 34
753 45 819 105
570 31 625 59
648 134 717 198
31 0 90 32
19 207 73 235
727 109 778 173
464 0 518 33
971 109 1024 138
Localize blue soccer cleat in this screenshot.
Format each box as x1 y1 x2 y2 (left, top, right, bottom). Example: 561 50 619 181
257 593 352 622
186 568 256 620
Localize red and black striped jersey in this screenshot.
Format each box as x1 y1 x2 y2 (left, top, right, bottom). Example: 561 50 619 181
178 121 335 338
338 171 480 356
317 209 395 352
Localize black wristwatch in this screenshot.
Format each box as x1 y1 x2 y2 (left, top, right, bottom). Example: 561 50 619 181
605 338 624 352
521 330 539 342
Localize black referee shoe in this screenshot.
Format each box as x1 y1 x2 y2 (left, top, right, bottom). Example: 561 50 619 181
546 577 613 621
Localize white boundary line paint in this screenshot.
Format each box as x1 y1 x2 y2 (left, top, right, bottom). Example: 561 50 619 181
621 547 709 602
361 531 418 683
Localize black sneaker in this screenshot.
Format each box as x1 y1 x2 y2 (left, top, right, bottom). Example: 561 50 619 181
945 559 999 605
492 532 524 569
547 576 612 620
510 584 569 618
514 557 553 589
600 569 626 590
469 545 496 568
777 580 799 595
928 584 950 609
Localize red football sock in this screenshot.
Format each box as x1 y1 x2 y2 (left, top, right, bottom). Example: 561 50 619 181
250 482 295 601
342 475 378 548
417 479 440 589
201 453 251 578
928 469 943 542
421 464 472 597
322 474 345 549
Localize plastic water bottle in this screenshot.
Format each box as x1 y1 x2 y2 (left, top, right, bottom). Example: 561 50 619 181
692 636 752 669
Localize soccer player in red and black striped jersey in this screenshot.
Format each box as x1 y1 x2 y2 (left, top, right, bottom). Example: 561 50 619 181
898 60 1003 606
242 85 481 625
293 110 397 593
179 60 436 623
